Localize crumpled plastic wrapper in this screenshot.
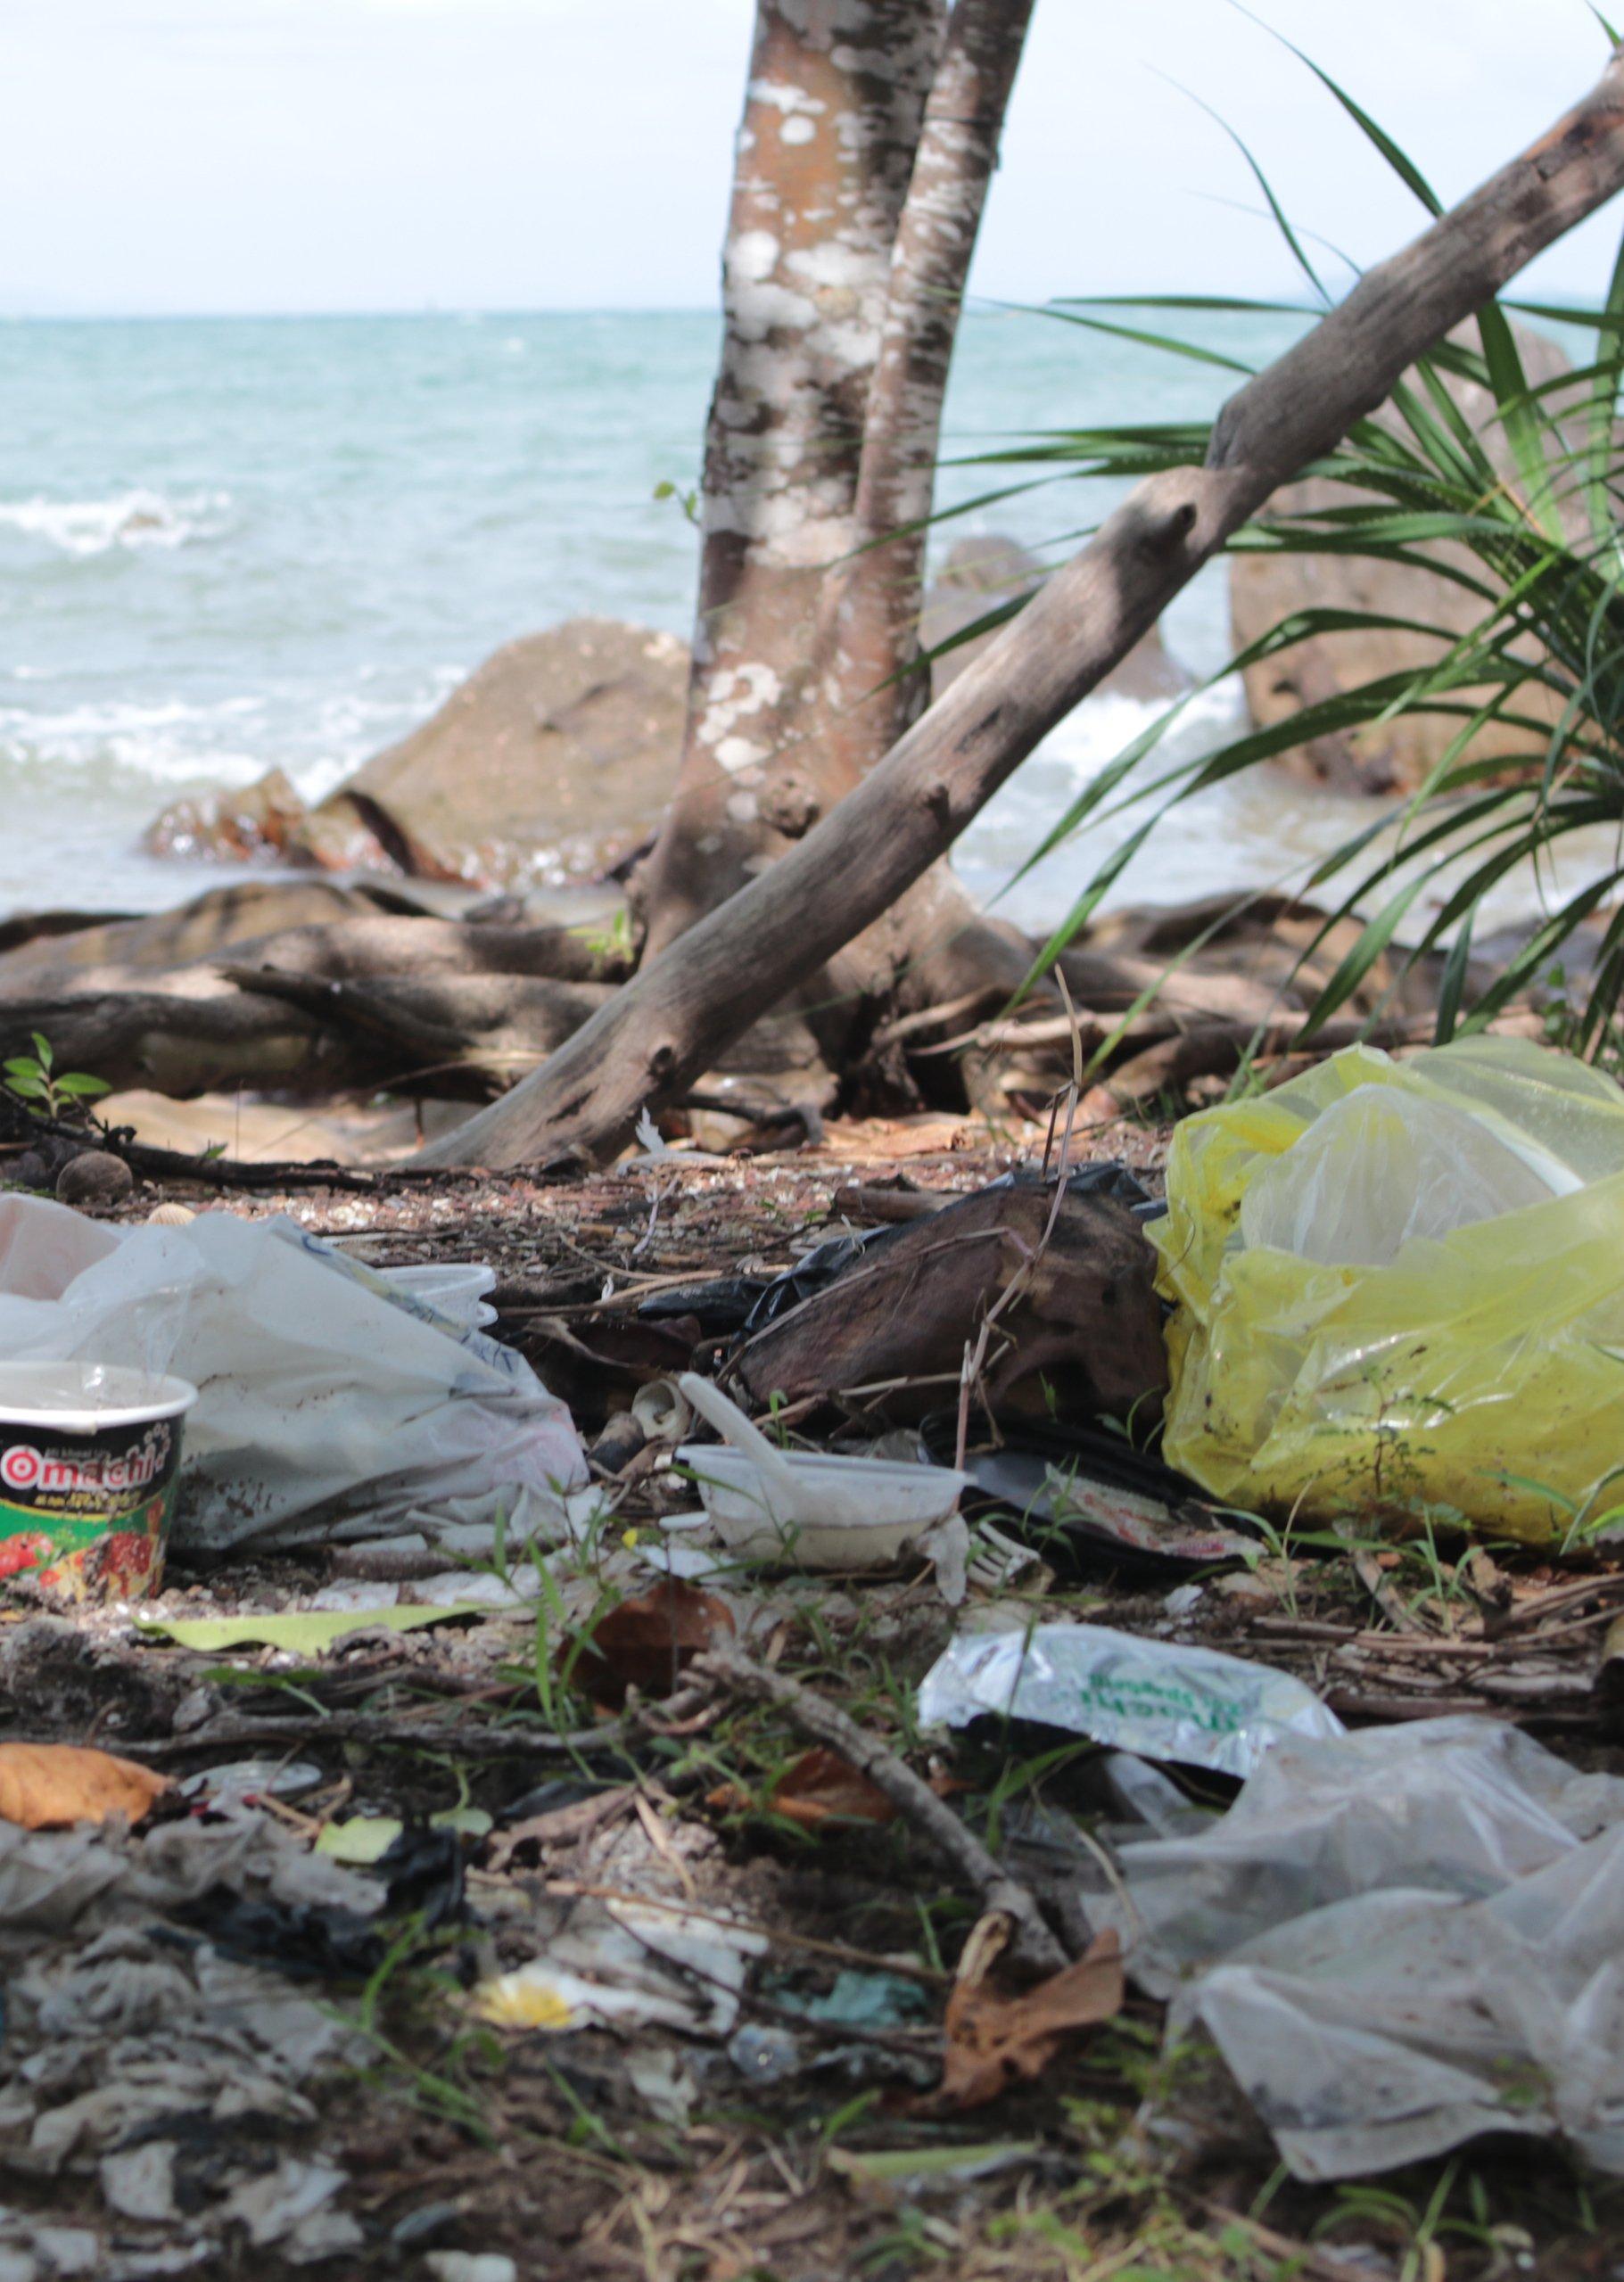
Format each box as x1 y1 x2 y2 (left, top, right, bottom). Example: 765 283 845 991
1092 1716 1624 2179
917 1622 1342 1778
0 1816 373 2273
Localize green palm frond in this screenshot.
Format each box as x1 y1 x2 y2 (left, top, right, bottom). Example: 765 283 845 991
975 68 1624 1052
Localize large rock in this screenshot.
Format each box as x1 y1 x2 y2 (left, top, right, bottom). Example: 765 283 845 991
143 619 689 890
296 618 688 885
1232 320 1579 795
924 534 1190 701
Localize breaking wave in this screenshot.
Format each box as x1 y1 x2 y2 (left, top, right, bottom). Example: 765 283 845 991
0 664 466 797
0 487 231 557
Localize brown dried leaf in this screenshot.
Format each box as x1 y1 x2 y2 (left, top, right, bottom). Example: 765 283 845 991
769 1746 898 1831
571 1578 734 1709
933 1930 1124 2111
0 1742 170 1831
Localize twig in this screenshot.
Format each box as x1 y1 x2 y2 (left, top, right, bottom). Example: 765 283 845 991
631 1177 677 1261
868 986 1013 1050
1199 2203 1379 2282
1325 1689 1513 1722
128 1683 716 1764
1351 1550 1428 1635
694 1644 1067 1975
1488 1569 1624 1635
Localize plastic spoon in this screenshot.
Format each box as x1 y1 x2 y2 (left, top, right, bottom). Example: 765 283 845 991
678 1372 804 1521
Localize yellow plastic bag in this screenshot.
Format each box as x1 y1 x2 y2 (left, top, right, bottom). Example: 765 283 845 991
1154 1034 1624 1546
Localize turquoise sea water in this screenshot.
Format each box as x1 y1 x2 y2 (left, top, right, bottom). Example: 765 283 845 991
0 304 1391 927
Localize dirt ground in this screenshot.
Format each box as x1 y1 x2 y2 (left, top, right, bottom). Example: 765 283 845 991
3 1108 1622 2282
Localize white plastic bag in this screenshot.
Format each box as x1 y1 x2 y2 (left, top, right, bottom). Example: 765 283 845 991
0 1197 584 1547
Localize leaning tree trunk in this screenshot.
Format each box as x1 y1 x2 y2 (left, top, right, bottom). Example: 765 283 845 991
634 0 947 957
416 46 1624 1169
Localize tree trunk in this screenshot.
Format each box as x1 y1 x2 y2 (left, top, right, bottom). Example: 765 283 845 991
815 0 1036 786
634 0 1042 1111
634 0 947 957
416 45 1624 1170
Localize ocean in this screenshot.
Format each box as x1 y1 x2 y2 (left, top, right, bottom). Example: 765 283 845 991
0 304 1560 937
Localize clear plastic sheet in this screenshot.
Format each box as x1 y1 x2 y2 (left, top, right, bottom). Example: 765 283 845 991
1094 1718 1624 2179
916 1621 1342 1778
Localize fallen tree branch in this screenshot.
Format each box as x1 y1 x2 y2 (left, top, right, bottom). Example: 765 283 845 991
417 47 1624 1168
696 1643 1068 1974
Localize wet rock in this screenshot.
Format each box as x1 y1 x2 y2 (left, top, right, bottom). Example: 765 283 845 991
293 618 689 887
55 1150 135 1207
923 534 1191 702
144 765 309 864
1232 317 1584 795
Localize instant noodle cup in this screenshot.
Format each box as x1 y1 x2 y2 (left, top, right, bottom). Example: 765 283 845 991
0 1364 197 1602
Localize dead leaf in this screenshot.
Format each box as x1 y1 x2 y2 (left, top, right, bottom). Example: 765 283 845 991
0 1742 170 1831
931 1930 1123 2111
769 1746 897 1831
570 1578 734 1709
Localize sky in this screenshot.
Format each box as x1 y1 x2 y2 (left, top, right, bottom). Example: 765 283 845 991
2 0 1620 316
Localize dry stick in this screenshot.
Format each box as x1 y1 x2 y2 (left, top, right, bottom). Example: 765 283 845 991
128 1682 717 1765
695 1643 1068 1976
1351 1549 1430 1636
1488 1569 1624 1634
416 49 1624 1173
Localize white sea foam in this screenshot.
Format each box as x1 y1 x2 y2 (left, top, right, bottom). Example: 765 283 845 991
0 487 230 557
956 675 1255 921
0 662 466 803
0 696 269 786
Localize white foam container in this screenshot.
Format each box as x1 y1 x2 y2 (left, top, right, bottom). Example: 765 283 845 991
674 1442 967 1568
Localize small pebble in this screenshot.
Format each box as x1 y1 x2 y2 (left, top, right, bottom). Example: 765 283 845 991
55 1150 135 1207
146 1201 197 1226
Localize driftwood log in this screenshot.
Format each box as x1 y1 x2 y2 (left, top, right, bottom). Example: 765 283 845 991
408 49 1624 1168
0 866 1473 1121
732 1182 1168 1424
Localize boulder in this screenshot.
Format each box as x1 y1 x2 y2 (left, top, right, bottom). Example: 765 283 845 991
141 621 689 891
923 534 1190 702
294 619 688 886
1231 319 1582 795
